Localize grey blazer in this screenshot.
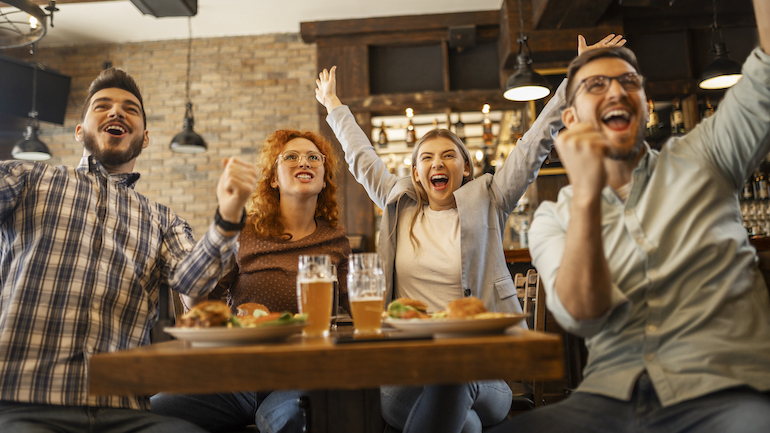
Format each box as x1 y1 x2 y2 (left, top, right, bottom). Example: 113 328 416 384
326 82 565 314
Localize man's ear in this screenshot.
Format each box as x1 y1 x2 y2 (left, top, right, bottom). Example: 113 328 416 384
142 130 150 149
562 107 578 129
75 124 84 142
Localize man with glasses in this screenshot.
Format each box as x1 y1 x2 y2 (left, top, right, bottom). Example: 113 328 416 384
490 2 770 432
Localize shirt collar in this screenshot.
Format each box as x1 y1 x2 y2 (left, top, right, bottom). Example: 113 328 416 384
77 155 141 189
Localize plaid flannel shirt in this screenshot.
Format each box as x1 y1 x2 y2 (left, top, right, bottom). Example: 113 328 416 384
0 156 237 410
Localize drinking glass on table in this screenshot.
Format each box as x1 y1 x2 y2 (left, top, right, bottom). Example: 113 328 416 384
347 253 385 335
297 254 335 338
330 264 339 330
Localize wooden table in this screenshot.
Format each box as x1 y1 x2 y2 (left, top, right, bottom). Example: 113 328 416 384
89 328 563 432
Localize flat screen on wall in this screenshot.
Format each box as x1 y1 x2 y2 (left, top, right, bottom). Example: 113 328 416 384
0 54 71 125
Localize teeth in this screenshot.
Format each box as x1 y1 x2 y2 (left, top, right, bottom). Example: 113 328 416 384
431 174 448 180
603 110 630 121
296 173 312 180
105 125 126 134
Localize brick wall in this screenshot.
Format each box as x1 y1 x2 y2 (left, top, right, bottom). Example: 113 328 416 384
28 33 318 236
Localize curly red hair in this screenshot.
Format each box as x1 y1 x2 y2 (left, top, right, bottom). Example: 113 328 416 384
246 130 340 238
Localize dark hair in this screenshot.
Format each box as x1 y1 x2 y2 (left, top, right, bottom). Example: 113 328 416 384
80 68 147 127
566 47 641 105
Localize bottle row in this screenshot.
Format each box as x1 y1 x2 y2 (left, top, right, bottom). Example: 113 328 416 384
645 97 717 145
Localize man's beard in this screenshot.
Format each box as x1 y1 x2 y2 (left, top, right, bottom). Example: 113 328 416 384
83 130 144 168
607 122 645 161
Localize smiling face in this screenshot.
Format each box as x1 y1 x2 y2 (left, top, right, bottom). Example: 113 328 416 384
75 87 149 173
413 137 470 211
564 57 647 161
271 137 326 200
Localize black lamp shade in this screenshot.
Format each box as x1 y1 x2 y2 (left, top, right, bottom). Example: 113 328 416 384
699 43 743 90
503 54 551 101
12 125 51 161
170 115 207 154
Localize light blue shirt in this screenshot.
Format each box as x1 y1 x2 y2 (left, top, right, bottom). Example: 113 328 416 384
530 48 770 407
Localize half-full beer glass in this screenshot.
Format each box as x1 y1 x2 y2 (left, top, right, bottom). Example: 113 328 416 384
297 255 334 337
347 253 385 335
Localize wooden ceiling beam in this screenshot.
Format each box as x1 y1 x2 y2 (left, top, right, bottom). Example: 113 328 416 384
531 0 615 29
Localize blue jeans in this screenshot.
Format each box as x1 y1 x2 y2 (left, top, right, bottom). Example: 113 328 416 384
487 372 770 433
0 401 206 433
150 390 306 433
381 381 513 433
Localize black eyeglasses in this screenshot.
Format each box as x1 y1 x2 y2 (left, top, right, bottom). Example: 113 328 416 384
276 151 326 168
568 72 645 105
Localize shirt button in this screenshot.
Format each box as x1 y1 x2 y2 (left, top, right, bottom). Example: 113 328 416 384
100 263 107 271
86 346 94 355
464 289 471 297
106 227 113 235
646 353 654 361
647 324 657 332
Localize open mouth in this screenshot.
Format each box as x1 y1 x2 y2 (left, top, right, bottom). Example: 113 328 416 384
103 124 128 137
430 174 449 189
296 172 314 181
602 109 632 131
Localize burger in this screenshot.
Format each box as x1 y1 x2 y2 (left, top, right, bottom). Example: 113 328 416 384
236 302 270 318
178 300 232 328
446 297 487 319
387 298 429 319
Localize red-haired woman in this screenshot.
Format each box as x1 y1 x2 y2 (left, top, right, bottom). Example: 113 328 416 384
152 130 350 433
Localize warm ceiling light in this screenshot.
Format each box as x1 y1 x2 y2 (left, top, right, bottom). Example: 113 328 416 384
13 43 51 161
698 0 743 90
0 0 56 49
503 0 551 101
170 17 206 154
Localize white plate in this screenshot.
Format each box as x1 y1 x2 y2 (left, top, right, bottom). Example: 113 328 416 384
383 314 527 338
164 324 304 347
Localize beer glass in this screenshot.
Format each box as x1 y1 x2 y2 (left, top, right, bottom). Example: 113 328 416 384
347 253 385 335
297 255 334 338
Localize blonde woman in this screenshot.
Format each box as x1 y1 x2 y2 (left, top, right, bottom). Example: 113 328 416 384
315 35 625 433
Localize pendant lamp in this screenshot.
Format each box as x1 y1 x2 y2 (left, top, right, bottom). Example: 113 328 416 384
503 0 551 101
170 17 206 154
12 44 51 161
699 0 742 90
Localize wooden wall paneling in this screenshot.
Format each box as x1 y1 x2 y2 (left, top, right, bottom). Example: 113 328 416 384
316 42 377 251
345 89 523 116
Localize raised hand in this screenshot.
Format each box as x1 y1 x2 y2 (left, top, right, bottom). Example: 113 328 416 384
315 66 342 114
554 123 609 199
577 34 626 56
216 157 258 233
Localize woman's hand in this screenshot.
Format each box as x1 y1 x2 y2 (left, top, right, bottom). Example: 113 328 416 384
577 34 626 56
315 66 343 114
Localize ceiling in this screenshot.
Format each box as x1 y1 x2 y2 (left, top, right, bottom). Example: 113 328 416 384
2 0 503 47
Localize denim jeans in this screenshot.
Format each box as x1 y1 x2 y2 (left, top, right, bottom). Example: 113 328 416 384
0 401 207 433
486 372 770 433
151 390 306 433
381 380 513 433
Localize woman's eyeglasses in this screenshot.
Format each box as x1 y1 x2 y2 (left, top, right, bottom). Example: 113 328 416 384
277 151 326 168
568 72 644 105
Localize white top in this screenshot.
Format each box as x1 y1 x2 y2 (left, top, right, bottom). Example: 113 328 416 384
615 182 631 201
394 205 463 312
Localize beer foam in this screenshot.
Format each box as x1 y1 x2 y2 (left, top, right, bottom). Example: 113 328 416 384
297 276 334 283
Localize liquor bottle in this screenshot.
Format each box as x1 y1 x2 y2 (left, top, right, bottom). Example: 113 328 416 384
482 104 494 144
454 114 466 143
757 164 770 201
508 109 523 145
405 108 416 147
702 98 715 119
670 98 685 135
432 118 439 130
519 220 529 249
377 122 388 148
646 100 660 138
743 177 756 201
